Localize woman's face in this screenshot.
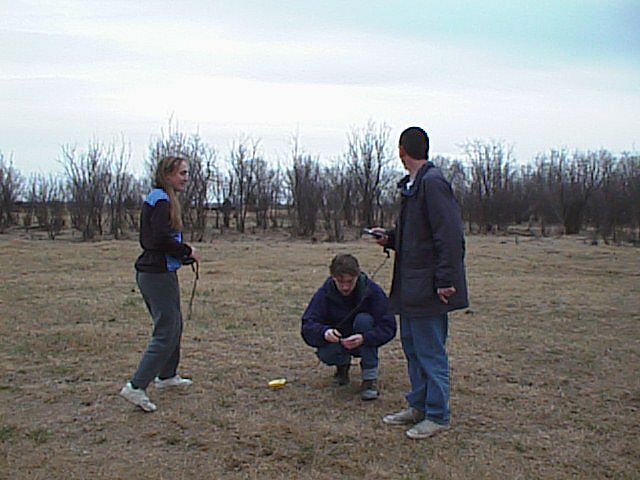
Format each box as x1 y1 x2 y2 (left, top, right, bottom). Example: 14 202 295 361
166 160 189 192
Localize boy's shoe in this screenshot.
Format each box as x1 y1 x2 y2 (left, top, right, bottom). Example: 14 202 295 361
360 379 379 401
119 382 157 412
382 407 425 425
406 419 450 439
154 375 193 389
333 364 350 386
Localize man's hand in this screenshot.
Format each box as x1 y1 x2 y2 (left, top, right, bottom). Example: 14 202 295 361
340 334 364 350
324 328 342 343
437 286 456 304
369 227 389 247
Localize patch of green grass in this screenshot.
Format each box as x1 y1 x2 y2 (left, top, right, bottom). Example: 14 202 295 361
208 415 229 429
513 440 528 453
122 297 140 308
27 427 51 445
0 424 18 442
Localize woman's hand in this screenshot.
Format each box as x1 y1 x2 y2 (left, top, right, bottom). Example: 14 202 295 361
189 246 201 264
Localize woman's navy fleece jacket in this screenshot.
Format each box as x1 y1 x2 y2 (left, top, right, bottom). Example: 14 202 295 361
134 188 192 273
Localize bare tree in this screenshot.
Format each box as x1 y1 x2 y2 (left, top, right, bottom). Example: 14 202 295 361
346 122 392 227
228 137 260 234
585 151 640 244
539 149 603 235
286 142 322 237
61 142 110 240
182 136 217 241
319 163 349 241
268 162 285 229
0 151 24 232
463 139 516 232
26 173 67 239
248 157 277 231
621 153 640 243
104 140 136 239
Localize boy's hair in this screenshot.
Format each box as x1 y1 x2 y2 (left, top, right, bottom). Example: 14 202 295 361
399 126 430 160
330 254 361 277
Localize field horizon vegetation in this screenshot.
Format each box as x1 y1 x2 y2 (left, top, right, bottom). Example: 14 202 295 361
1 229 638 479
1 121 639 248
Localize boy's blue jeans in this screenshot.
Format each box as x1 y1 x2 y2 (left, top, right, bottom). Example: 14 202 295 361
400 313 450 425
315 313 379 381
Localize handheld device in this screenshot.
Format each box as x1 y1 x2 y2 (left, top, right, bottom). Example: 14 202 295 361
362 228 384 239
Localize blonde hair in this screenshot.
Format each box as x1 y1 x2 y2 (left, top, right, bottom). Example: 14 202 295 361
154 155 187 231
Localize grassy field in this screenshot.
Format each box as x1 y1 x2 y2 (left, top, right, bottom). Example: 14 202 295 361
0 234 638 479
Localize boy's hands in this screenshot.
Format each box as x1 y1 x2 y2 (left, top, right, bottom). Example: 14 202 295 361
324 328 342 343
340 334 364 350
324 330 364 350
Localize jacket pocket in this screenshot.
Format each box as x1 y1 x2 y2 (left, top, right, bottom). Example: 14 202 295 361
401 268 435 308
400 244 434 269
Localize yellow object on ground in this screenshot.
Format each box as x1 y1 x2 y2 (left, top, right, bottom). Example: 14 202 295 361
268 378 287 389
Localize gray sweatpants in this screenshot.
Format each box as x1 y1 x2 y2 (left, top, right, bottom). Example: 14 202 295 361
131 271 183 390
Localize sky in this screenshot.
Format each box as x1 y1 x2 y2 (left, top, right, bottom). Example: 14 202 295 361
1 0 639 175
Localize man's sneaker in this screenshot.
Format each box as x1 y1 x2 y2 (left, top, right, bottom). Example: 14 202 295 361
406 419 450 439
333 364 350 386
360 379 379 401
119 382 157 412
382 407 425 425
154 375 193 389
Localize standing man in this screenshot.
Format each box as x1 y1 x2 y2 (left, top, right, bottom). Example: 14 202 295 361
370 126 468 439
301 254 396 401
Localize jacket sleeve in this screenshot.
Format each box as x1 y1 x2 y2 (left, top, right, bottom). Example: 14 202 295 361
301 289 330 347
361 284 397 347
385 224 397 251
424 176 464 289
149 200 192 258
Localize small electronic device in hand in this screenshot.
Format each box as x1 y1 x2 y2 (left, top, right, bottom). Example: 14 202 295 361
182 256 196 265
362 228 384 239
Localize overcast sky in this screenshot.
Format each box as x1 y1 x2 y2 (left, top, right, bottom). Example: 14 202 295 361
2 0 639 175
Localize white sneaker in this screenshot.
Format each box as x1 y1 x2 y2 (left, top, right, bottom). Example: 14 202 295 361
382 407 425 425
154 375 193 389
406 419 450 439
119 382 157 412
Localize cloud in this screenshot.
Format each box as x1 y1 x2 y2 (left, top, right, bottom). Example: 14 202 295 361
2 0 639 174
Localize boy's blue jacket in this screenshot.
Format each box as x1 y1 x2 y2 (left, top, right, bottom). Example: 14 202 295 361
301 274 397 348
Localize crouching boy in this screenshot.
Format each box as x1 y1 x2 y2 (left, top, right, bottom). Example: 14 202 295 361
301 254 396 400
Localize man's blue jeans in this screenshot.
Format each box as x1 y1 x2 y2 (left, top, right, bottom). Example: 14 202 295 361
400 313 450 425
316 313 379 380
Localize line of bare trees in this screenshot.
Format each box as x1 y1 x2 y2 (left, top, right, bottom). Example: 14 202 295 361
453 141 640 243
1 126 639 244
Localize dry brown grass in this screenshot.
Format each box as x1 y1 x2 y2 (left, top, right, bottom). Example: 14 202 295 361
0 234 639 479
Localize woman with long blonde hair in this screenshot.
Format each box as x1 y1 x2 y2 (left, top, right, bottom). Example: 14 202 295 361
120 155 200 412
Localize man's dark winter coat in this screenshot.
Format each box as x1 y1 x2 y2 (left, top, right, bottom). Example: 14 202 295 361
387 162 469 317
